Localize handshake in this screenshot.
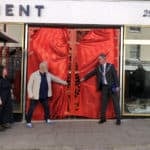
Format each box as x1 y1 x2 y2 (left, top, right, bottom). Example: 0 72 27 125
80 77 85 82
63 81 68 86
63 77 85 86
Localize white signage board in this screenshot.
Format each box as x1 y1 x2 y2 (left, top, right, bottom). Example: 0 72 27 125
0 0 150 25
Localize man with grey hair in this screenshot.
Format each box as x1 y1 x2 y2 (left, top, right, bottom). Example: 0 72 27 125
26 61 67 128
81 53 121 125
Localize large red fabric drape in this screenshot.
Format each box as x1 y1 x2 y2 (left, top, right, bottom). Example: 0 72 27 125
27 28 69 119
26 27 119 120
75 29 119 118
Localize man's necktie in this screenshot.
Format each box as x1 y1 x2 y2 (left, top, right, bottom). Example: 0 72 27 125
102 64 107 85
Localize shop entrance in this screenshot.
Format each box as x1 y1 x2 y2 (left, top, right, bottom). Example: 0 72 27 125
26 26 120 120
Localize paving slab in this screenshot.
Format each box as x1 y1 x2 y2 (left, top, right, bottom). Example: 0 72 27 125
0 119 149 150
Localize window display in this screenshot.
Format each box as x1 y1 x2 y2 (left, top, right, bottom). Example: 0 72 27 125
123 26 150 115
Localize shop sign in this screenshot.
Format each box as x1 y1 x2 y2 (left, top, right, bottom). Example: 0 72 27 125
0 0 150 25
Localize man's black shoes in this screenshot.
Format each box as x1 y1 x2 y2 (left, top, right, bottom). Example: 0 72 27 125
116 119 121 125
2 123 11 129
98 119 121 125
0 125 5 131
98 119 106 124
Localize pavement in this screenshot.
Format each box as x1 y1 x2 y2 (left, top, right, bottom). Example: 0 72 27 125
0 119 150 150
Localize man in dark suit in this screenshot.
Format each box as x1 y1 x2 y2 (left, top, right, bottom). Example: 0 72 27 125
81 53 121 125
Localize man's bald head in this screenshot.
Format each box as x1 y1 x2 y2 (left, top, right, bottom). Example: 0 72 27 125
39 61 48 73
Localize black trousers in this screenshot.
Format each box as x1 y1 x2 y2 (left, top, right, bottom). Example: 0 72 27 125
0 99 13 124
100 85 121 120
26 99 50 123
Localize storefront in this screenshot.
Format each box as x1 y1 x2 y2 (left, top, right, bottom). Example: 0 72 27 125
0 0 150 121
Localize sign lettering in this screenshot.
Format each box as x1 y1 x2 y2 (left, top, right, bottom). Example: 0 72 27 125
3 4 45 17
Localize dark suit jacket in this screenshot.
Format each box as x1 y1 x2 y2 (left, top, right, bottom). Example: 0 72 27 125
0 77 12 103
83 63 119 91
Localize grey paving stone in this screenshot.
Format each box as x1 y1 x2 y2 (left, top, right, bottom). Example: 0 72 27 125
113 144 150 150
0 119 149 150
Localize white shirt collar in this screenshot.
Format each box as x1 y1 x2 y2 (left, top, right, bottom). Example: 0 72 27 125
103 63 107 67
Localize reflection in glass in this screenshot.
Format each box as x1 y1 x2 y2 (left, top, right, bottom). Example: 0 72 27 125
0 47 22 113
8 47 22 112
125 26 150 40
0 24 24 113
124 45 150 114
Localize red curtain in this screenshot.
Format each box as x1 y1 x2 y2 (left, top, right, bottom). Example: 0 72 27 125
27 28 69 119
26 27 119 120
76 29 119 118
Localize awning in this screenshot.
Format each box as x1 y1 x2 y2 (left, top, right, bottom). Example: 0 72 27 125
0 31 18 43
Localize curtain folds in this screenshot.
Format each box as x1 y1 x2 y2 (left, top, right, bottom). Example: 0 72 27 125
26 27 119 120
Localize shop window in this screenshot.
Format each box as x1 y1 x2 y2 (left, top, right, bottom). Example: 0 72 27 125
129 26 141 33
0 24 24 116
123 26 150 116
129 45 140 59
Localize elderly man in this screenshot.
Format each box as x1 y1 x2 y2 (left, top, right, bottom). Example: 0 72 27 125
81 53 121 125
26 62 67 128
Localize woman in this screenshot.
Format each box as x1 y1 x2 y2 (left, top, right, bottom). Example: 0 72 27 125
0 65 13 130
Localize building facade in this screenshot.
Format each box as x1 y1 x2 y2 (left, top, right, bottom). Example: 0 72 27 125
0 0 150 121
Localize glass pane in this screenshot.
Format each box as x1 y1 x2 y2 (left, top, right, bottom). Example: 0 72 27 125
0 24 24 113
124 44 150 114
125 26 150 40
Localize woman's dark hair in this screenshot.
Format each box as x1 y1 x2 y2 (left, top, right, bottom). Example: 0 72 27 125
0 65 4 77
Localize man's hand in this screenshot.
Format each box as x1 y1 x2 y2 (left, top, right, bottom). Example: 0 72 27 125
115 87 120 92
80 78 85 82
63 81 68 86
0 98 2 105
29 96 34 100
